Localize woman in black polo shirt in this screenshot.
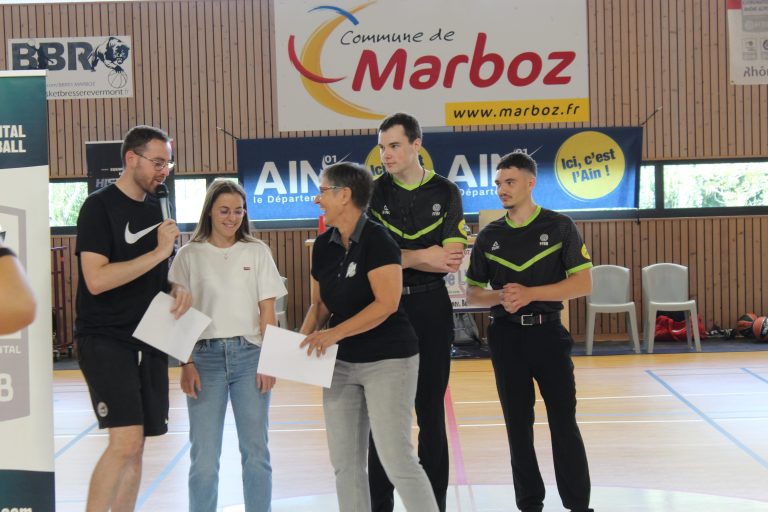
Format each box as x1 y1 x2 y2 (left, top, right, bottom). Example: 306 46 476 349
299 162 438 512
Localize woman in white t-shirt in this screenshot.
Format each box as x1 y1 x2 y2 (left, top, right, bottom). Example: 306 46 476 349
169 180 287 512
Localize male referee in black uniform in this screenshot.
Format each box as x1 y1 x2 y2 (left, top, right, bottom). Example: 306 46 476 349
368 113 467 512
466 151 594 512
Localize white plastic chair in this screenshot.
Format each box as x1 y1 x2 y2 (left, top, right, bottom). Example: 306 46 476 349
641 263 701 353
276 277 288 329
585 265 641 355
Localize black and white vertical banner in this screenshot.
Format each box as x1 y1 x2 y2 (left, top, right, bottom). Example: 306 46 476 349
85 140 123 193
0 70 55 512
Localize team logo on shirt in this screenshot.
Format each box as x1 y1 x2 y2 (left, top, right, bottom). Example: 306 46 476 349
432 203 442 216
539 233 549 246
491 241 500 251
382 205 390 215
97 402 109 418
346 261 357 278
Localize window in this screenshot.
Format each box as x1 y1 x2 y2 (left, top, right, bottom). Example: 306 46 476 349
663 161 767 208
174 178 208 224
638 164 656 209
49 181 87 227
174 177 240 224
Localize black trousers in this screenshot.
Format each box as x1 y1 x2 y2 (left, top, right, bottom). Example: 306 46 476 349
487 317 592 512
368 286 453 512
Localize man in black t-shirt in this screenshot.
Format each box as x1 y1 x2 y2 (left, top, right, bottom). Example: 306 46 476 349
75 125 192 511
466 152 594 512
368 113 467 512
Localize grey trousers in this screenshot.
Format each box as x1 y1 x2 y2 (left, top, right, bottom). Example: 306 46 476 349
323 355 439 512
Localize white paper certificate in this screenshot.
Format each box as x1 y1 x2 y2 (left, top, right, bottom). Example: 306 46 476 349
132 292 212 362
258 324 338 388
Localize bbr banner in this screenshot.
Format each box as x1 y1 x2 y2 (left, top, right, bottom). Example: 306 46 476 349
237 126 643 224
8 35 133 99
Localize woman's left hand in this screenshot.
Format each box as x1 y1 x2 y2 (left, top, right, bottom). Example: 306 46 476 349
256 373 276 393
300 329 341 357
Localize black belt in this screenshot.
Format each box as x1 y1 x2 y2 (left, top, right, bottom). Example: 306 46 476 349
402 280 445 296
494 311 561 326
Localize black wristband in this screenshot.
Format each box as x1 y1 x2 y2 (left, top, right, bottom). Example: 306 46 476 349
0 247 16 258
179 361 195 367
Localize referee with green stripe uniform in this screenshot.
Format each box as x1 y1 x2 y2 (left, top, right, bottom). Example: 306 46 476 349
368 113 467 512
466 151 594 512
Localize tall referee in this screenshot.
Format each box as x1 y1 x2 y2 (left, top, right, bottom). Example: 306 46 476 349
368 113 467 512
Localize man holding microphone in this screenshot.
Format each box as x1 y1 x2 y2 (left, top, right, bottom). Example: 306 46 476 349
75 125 192 512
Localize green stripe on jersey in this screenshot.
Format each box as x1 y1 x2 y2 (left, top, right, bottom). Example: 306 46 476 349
566 261 593 275
484 242 563 272
371 210 445 240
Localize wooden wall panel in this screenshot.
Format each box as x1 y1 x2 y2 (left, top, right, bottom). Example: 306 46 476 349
3 0 767 348
1 0 766 181
569 216 768 340
49 216 768 351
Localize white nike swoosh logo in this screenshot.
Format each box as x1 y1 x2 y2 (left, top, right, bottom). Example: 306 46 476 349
124 222 161 244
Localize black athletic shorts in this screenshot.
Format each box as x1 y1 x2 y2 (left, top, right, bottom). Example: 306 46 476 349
77 335 169 436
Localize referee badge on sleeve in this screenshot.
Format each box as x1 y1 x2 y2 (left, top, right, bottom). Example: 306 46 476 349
581 244 591 260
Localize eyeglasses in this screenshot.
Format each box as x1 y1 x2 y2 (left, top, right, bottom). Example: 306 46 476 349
317 185 343 196
216 207 246 218
135 152 176 172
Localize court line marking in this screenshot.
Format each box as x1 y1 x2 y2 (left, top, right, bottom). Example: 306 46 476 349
66 414 768 439
646 369 768 472
460 419 705 428
742 368 768 384
54 387 768 413
136 441 190 510
453 391 768 405
54 421 97 459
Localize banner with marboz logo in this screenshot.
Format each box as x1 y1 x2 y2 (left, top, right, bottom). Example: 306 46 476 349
237 126 642 224
274 0 589 130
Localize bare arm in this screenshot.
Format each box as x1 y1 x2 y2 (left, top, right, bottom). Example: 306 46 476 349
299 276 332 335
466 283 502 308
259 297 278 335
256 297 278 392
401 242 464 273
0 253 36 334
300 264 403 356
81 220 178 295
499 269 592 314
467 268 591 314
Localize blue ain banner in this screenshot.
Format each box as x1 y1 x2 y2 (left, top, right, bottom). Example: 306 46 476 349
0 70 55 512
237 127 643 225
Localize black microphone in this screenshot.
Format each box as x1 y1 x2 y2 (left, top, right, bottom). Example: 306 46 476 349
156 183 172 221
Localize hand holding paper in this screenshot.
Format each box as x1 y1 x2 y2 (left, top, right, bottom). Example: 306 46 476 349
300 328 342 357
258 324 338 388
133 292 211 363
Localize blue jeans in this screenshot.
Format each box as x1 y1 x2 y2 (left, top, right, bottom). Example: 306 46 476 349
187 337 272 512
324 355 438 512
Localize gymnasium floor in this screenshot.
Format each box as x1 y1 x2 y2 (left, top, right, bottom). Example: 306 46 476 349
53 351 768 511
